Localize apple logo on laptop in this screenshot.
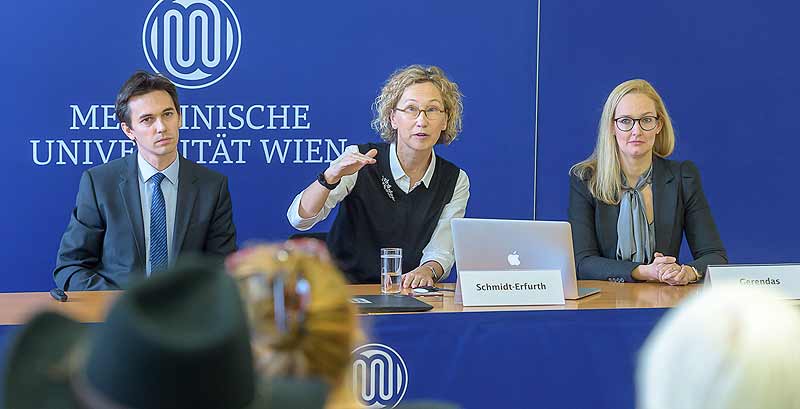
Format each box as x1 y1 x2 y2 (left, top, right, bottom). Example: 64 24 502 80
507 251 521 266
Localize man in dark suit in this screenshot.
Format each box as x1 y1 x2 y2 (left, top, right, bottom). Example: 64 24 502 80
54 71 237 290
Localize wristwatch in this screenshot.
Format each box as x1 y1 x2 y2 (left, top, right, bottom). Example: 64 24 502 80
317 172 340 190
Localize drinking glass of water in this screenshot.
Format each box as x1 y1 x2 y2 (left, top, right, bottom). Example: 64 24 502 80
381 248 402 294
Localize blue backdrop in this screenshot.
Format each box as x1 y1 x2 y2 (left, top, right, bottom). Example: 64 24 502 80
2 0 536 291
2 0 797 292
535 0 800 266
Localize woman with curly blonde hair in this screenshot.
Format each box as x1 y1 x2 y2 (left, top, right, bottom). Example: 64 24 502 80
287 65 470 288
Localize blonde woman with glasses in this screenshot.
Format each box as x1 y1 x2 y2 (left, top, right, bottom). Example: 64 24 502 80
287 65 470 288
569 79 726 285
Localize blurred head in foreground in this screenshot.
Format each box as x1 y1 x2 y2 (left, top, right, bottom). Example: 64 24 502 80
637 285 800 409
3 258 272 409
226 239 361 406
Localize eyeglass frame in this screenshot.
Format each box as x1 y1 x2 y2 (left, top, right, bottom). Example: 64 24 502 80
613 115 660 132
393 105 448 121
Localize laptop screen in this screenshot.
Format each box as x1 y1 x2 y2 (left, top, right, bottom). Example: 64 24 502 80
451 218 580 299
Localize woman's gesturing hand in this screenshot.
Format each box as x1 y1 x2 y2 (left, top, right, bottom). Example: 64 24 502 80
323 148 378 184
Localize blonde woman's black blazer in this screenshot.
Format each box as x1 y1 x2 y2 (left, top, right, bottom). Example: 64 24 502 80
568 156 727 282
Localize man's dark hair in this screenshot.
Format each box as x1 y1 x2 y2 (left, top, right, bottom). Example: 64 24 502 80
115 71 180 128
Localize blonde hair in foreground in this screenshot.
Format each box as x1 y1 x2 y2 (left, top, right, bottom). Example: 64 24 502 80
371 64 463 145
570 79 675 205
637 285 800 409
226 240 361 407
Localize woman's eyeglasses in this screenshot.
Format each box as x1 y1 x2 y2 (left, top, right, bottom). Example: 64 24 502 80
394 106 447 121
614 116 659 132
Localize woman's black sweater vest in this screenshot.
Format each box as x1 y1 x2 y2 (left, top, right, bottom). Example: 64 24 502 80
327 143 460 283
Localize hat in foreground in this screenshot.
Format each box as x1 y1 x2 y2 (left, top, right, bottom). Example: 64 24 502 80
3 258 269 409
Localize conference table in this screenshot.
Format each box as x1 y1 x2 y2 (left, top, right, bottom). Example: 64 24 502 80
0 281 700 409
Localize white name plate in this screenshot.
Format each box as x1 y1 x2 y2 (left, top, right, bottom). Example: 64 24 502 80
707 264 800 299
455 269 565 306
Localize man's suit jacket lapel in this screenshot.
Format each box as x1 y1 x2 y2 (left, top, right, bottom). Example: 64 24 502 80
174 156 198 253
119 154 146 267
652 156 676 254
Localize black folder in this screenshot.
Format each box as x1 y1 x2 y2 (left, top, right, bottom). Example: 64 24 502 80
351 294 433 313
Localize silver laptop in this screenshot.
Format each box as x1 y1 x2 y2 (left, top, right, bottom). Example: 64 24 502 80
451 218 600 300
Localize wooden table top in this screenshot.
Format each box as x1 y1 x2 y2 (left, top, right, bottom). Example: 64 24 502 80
350 280 702 315
0 291 120 325
0 281 702 325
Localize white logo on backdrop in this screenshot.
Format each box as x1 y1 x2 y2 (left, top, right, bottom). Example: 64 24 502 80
142 0 241 89
352 343 409 409
31 1 353 167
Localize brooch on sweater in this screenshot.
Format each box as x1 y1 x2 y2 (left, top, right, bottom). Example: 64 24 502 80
381 176 396 202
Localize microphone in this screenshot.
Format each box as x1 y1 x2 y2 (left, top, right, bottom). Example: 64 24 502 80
50 288 68 302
